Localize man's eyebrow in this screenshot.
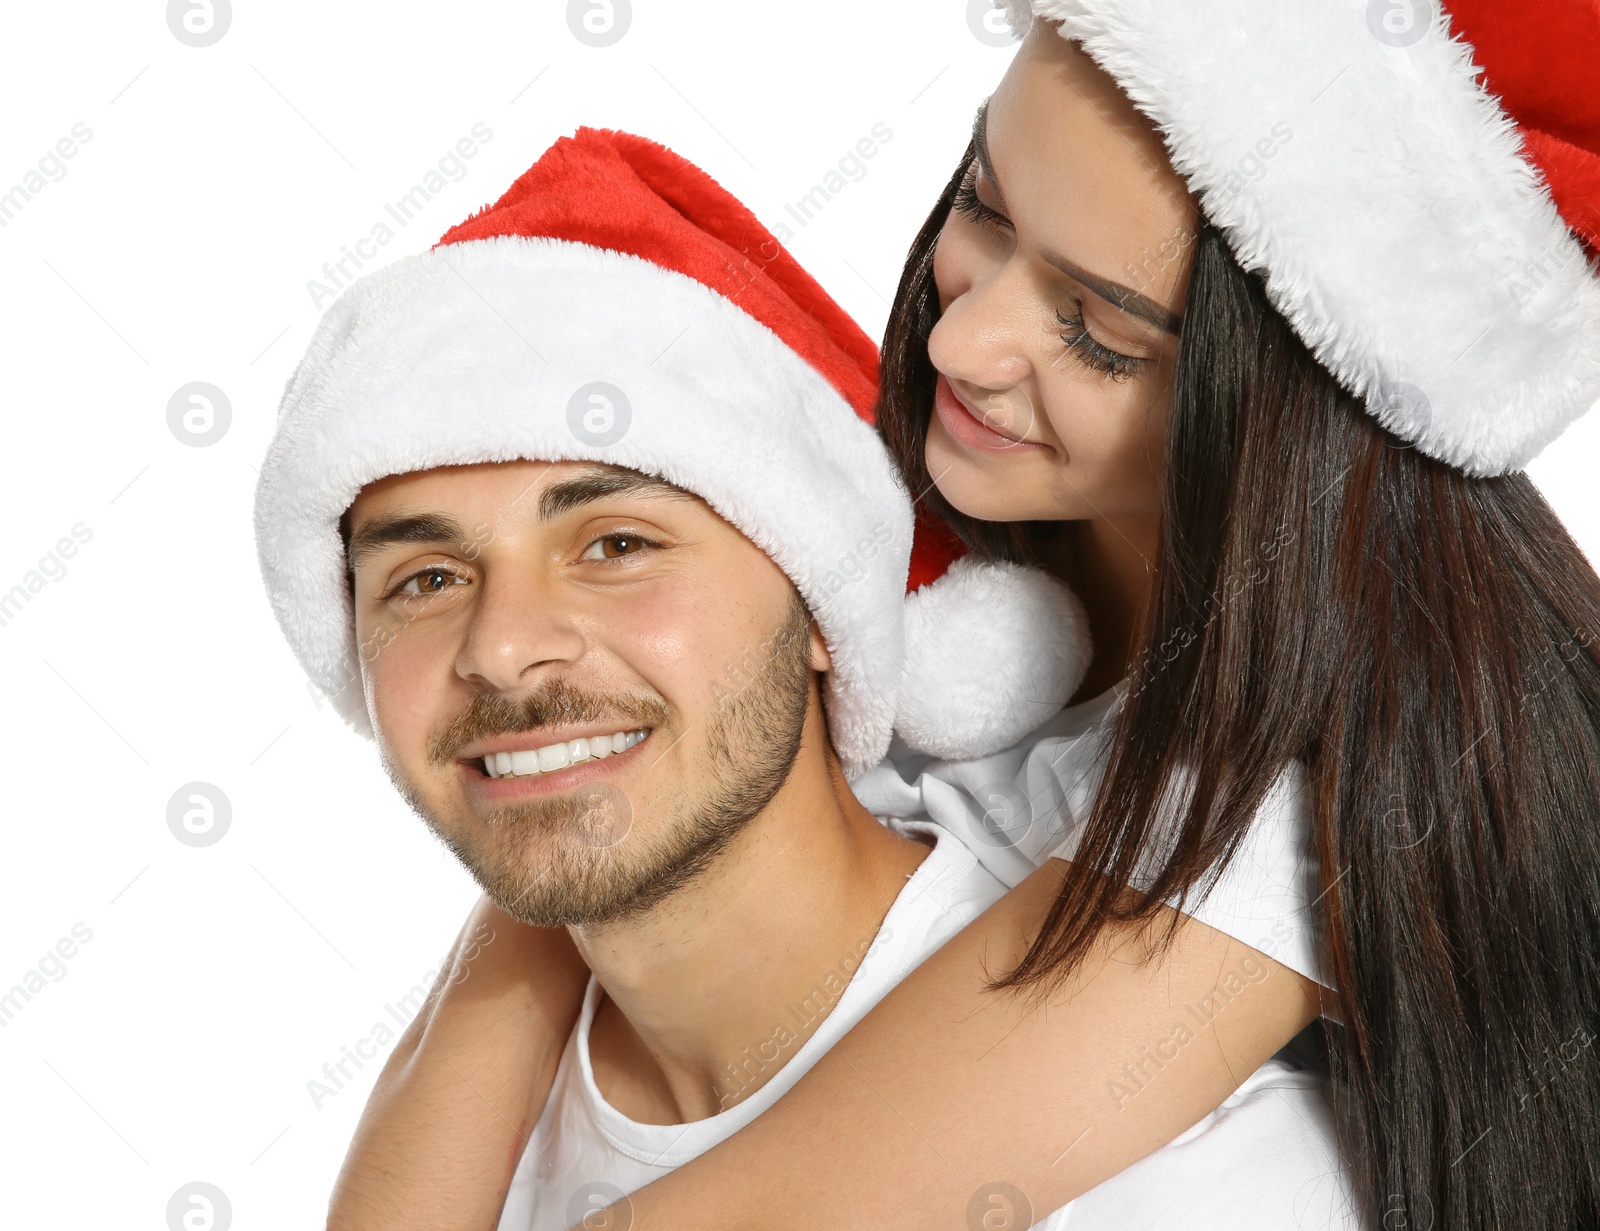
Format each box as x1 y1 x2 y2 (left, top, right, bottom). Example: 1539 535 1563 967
971 98 1184 339
347 467 697 569
536 467 695 522
347 513 470 571
345 467 697 571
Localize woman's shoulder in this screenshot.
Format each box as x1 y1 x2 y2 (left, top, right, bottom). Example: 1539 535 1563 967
852 684 1332 996
852 680 1125 883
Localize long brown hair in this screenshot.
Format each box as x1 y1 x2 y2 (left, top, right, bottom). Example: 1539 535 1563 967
878 140 1600 1229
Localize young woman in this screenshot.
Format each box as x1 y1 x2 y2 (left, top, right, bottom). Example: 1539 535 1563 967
329 4 1600 1229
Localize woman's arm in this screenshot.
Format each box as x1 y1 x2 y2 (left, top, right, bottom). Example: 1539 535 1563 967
607 855 1322 1230
325 894 590 1231
330 859 1320 1231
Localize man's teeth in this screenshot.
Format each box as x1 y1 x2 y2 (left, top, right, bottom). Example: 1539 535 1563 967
482 729 648 779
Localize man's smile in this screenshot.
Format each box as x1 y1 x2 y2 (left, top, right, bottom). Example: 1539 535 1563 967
456 726 655 799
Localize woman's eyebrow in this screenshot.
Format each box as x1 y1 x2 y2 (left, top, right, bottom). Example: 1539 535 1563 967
971 99 1183 338
1040 250 1183 337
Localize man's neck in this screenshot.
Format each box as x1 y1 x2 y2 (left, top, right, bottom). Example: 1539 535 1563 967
571 737 931 1125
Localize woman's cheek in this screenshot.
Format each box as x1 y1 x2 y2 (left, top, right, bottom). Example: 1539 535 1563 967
1041 377 1134 466
1035 376 1093 464
930 224 975 311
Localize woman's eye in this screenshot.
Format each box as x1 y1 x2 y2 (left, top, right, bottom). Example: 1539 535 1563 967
580 533 655 562
951 162 1010 230
389 566 467 598
951 158 1147 382
1055 311 1150 382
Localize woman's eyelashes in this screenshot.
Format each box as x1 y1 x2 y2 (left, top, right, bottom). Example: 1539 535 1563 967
1055 311 1150 382
952 162 1010 230
952 162 1150 382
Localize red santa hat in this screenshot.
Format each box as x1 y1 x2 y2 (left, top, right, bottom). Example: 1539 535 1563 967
252 127 1090 779
1002 0 1600 477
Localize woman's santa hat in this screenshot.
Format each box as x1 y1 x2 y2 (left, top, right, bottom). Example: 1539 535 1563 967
1002 0 1600 477
253 127 1090 780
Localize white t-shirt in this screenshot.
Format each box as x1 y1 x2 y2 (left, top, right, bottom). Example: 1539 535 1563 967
497 818 1361 1231
850 680 1331 997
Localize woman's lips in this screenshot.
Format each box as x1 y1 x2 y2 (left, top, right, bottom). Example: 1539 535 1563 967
932 373 1049 455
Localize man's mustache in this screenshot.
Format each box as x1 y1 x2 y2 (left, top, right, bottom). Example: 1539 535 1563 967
426 677 671 766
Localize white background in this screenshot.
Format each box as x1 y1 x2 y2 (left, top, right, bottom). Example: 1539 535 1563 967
0 2 1595 1228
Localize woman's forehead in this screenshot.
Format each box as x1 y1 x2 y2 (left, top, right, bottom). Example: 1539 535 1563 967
988 24 1195 311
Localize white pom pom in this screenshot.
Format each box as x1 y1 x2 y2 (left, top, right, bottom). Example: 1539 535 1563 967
895 556 1092 760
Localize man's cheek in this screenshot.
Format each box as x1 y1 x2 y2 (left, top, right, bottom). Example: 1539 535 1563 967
364 630 447 760
602 602 723 716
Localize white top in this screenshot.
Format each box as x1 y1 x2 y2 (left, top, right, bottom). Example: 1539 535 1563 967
850 680 1331 997
497 818 1361 1231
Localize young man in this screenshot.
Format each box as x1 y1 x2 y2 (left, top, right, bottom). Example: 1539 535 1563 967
254 129 1356 1229
340 453 1001 1226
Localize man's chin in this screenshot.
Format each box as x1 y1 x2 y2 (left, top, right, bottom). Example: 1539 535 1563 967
477 780 635 849
460 804 737 931
402 796 665 930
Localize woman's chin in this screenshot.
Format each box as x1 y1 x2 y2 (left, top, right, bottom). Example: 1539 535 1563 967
924 425 1070 523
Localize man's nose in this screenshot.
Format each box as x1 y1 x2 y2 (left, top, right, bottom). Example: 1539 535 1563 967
453 567 586 694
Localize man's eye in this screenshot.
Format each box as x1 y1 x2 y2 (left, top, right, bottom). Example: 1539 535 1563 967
580 533 656 562
388 566 467 598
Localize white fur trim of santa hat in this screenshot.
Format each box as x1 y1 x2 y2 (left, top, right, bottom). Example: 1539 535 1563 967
255 233 916 780
999 0 1600 477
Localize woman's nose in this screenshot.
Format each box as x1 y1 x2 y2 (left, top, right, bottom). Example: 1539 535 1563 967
927 263 1034 393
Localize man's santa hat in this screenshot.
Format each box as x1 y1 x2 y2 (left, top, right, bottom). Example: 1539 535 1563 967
253 127 1090 780
1002 0 1600 477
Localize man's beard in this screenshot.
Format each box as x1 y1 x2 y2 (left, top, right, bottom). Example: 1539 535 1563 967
385 592 816 928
